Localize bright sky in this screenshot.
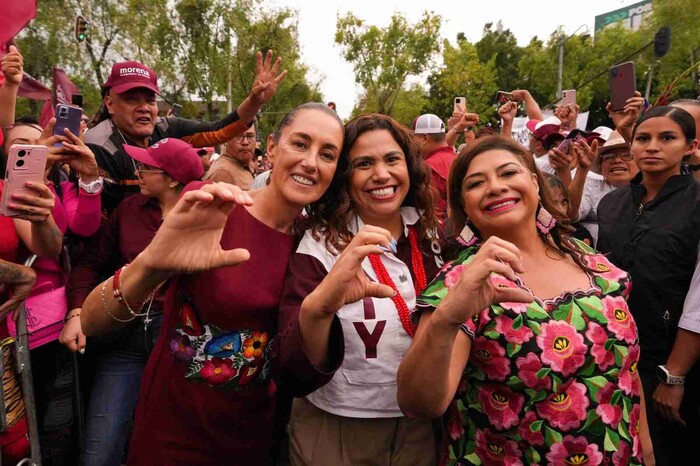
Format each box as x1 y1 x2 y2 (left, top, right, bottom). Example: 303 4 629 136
272 0 645 119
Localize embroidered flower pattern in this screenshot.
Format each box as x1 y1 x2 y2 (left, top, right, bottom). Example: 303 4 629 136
170 296 272 390
414 240 642 466
537 321 587 376
545 435 604 466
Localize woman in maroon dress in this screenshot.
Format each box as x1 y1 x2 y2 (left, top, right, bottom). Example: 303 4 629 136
77 102 346 465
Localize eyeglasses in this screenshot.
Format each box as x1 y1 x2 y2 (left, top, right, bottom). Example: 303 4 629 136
235 134 256 143
600 152 634 162
135 163 164 176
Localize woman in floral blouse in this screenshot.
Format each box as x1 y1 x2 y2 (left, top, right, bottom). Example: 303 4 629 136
397 136 654 466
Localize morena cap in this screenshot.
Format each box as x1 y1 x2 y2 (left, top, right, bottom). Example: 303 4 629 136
413 114 446 134
102 61 160 96
124 138 203 185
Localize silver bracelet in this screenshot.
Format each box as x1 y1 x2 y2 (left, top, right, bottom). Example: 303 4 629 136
101 280 136 323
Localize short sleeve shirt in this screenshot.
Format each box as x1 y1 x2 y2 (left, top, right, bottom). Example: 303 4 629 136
414 240 643 466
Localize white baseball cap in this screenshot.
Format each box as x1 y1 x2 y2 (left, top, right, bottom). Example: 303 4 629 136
413 114 446 134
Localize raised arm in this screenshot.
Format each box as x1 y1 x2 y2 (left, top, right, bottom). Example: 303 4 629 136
499 101 518 140
607 91 644 144
398 237 533 418
175 50 286 148
569 139 599 221
12 181 63 258
80 183 253 335
0 45 22 129
511 89 542 121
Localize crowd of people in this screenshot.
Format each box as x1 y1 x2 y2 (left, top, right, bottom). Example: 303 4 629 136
0 39 698 466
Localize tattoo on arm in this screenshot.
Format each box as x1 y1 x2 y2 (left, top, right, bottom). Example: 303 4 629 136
0 260 24 284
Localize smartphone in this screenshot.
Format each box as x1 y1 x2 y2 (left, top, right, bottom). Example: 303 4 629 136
561 89 576 106
609 62 636 112
453 97 467 114
556 139 571 154
496 91 515 103
171 103 182 117
0 145 49 217
53 104 82 144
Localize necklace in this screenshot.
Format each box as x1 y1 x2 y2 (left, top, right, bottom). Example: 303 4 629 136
368 227 427 337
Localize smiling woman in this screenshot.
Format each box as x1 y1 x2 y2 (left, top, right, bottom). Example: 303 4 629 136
278 114 443 466
397 136 654 466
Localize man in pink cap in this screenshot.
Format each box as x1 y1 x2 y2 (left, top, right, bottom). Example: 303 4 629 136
84 51 286 214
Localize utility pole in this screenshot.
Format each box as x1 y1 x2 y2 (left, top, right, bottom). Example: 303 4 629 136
557 43 564 100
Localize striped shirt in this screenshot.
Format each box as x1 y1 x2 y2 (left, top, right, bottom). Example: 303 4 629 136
678 243 700 334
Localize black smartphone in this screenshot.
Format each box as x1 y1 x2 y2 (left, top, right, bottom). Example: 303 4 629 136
171 103 182 117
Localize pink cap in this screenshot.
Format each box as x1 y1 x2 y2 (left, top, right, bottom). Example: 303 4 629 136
124 138 203 185
102 61 160 95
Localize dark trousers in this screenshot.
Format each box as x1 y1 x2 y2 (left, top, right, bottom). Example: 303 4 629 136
639 368 700 466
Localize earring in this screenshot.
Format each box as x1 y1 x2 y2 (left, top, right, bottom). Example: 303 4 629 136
457 222 480 247
536 203 556 235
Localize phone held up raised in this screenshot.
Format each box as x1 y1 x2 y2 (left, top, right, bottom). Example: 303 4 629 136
171 103 183 117
496 91 515 104
561 89 576 107
609 62 636 112
0 145 49 217
52 103 82 145
453 97 467 114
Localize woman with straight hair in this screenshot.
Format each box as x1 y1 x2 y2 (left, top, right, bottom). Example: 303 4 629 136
598 105 700 466
76 102 345 465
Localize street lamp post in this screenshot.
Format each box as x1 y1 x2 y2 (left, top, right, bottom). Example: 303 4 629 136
556 24 590 101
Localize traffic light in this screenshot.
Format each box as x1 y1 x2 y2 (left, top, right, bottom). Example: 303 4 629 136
654 27 671 59
75 15 89 43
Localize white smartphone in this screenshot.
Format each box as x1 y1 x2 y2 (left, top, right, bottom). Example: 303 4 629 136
453 96 467 113
561 89 577 106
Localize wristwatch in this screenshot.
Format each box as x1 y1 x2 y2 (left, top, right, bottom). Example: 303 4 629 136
79 176 104 194
656 365 685 385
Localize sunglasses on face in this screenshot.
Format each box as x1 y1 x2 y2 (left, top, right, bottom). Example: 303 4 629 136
600 152 634 162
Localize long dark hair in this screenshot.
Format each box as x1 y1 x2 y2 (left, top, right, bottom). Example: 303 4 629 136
633 105 696 143
446 136 589 269
309 114 439 252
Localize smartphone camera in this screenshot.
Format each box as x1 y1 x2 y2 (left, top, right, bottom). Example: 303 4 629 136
611 68 619 78
17 150 26 158
59 107 69 118
15 159 25 168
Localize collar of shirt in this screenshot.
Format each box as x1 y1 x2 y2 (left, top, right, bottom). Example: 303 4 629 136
426 145 455 160
348 206 420 239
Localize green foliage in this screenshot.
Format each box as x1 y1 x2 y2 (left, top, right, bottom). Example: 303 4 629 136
16 0 321 140
425 37 498 126
475 21 523 93
337 11 441 115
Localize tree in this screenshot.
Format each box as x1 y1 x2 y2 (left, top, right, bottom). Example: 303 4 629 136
475 21 523 92
335 11 441 116
649 0 700 100
424 37 499 126
351 82 428 127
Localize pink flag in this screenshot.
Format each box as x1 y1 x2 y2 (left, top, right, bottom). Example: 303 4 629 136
0 1 37 46
53 67 80 105
39 99 55 128
17 72 51 101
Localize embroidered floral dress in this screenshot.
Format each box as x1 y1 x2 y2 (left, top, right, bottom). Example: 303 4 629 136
414 240 643 466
